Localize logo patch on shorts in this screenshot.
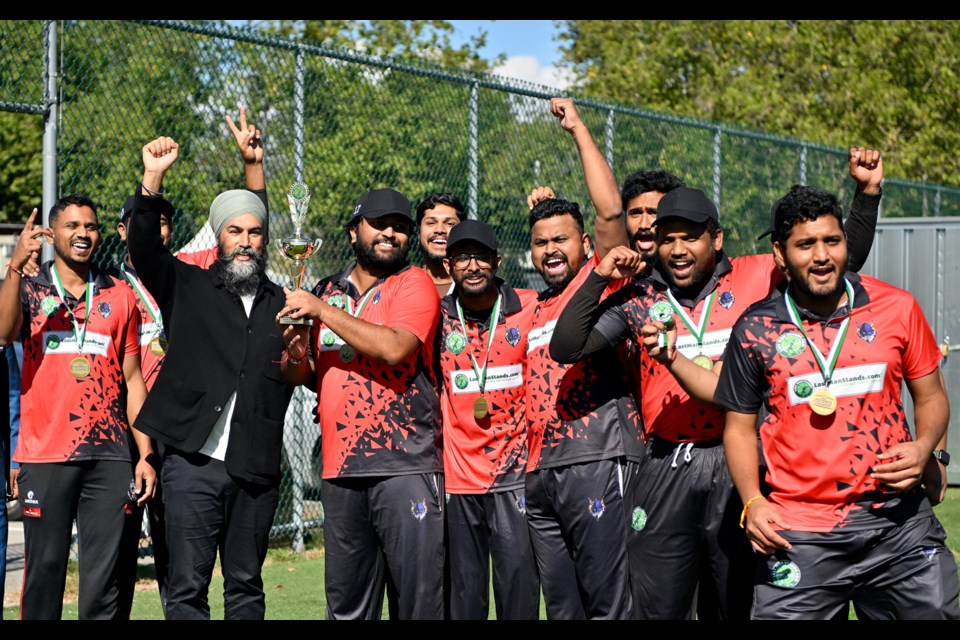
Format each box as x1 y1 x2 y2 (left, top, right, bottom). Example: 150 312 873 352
776 331 806 358
631 506 647 531
771 560 801 588
588 497 605 520
446 331 467 355
410 499 428 522
516 494 527 515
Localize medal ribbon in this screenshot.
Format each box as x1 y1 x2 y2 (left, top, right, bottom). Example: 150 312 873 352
783 278 855 386
665 288 715 352
455 294 502 395
344 286 378 319
50 265 94 355
120 264 164 338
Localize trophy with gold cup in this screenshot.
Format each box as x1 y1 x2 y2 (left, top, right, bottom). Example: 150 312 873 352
276 181 322 325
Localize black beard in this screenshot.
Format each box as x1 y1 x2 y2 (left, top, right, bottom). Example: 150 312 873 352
424 250 447 267
631 232 659 271
353 236 409 272
217 242 266 297
454 271 496 298
786 263 845 301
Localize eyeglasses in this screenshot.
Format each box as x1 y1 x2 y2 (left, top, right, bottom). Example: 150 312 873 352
451 253 496 268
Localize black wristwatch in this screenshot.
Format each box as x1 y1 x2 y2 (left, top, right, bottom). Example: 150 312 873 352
932 449 951 466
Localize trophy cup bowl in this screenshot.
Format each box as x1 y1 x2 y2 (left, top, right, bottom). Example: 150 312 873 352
277 182 322 325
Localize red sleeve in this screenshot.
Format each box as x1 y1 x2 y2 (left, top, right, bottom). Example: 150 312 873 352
122 292 141 358
387 269 441 344
903 294 942 379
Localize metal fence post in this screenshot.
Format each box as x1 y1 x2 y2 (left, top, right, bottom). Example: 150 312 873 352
800 144 808 185
41 19 58 263
468 81 478 219
712 127 722 209
604 108 615 169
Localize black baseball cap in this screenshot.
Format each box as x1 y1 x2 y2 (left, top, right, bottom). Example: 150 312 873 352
652 187 719 226
446 219 498 255
119 195 176 223
349 188 414 225
757 197 782 240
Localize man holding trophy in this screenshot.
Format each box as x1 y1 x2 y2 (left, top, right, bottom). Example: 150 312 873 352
126 134 297 620
280 188 444 620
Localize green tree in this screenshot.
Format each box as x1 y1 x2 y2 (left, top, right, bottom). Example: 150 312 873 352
558 20 960 186
0 111 43 222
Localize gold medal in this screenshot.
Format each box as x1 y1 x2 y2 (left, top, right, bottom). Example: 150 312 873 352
473 396 489 420
69 356 91 378
809 387 837 416
150 335 167 356
692 354 714 371
339 344 356 363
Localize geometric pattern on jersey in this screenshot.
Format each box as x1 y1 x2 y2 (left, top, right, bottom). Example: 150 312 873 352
525 255 641 471
603 253 780 443
438 279 538 493
714 272 941 532
310 262 442 479
16 263 140 463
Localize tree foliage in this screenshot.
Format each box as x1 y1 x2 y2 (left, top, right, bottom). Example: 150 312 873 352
558 20 960 185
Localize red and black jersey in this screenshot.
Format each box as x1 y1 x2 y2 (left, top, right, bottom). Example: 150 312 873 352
15 261 140 463
437 279 538 493
107 262 165 391
714 272 940 532
525 255 642 471
600 253 780 443
310 262 442 479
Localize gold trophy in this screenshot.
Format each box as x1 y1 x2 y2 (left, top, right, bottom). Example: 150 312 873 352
276 181 322 325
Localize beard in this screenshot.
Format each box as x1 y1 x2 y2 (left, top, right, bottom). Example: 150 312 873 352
217 241 266 297
785 262 845 300
631 229 658 271
424 249 446 267
353 235 409 272
453 270 496 298
537 251 582 292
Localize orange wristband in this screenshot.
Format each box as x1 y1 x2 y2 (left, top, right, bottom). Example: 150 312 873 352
739 495 765 529
5 263 24 278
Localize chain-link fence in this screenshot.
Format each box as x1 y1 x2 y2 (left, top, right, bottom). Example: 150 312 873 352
3 19 960 553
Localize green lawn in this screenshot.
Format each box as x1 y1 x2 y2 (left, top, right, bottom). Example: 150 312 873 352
3 489 958 620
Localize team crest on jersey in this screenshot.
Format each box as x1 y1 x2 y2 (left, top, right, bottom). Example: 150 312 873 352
322 332 336 346
505 326 521 347
771 560 801 588
454 373 469 390
631 506 647 531
373 290 382 305
588 497 605 520
45 334 61 350
40 296 60 316
516 495 527 515
98 301 112 318
856 321 877 343
718 290 735 309
410 499 428 522
776 331 806 358
327 293 345 309
446 331 467 354
793 380 814 399
648 300 673 324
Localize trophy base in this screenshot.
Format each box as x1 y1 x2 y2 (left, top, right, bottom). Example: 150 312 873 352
279 315 313 326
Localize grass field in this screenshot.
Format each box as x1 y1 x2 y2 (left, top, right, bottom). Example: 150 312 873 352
3 488 958 620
